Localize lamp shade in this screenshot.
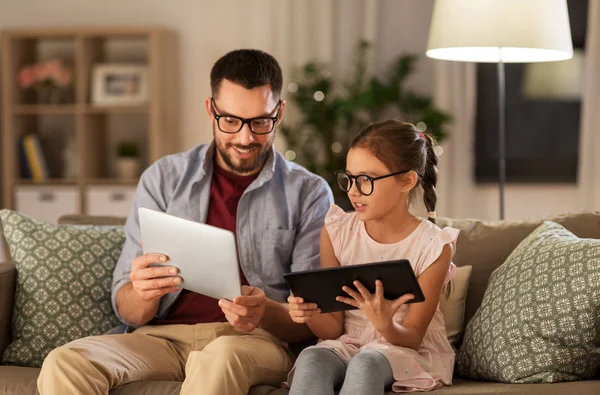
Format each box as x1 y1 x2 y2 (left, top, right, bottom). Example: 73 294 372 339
426 0 573 63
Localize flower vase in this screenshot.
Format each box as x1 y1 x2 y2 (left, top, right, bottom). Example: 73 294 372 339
35 84 62 105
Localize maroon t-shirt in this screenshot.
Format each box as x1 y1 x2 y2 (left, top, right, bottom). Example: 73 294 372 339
151 165 257 325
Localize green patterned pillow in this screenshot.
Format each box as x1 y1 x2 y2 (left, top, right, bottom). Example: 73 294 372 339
457 221 600 383
0 209 124 367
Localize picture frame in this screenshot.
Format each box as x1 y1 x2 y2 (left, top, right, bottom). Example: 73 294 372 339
91 64 149 106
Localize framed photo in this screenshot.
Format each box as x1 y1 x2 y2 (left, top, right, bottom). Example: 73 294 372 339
92 64 149 106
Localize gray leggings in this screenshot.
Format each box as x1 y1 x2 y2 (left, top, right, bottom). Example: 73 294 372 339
288 347 395 395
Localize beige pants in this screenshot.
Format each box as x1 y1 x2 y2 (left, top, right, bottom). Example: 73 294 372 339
37 322 293 395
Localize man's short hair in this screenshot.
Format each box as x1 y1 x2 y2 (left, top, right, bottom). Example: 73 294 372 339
210 49 283 98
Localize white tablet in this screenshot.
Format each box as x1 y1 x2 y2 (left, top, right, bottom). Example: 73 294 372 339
138 207 242 301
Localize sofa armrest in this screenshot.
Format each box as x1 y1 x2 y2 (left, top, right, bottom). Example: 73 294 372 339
0 261 16 359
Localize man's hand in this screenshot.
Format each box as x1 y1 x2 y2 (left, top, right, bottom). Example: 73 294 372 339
129 253 182 301
218 285 266 332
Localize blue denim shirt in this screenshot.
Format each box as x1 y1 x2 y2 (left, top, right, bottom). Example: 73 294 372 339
111 143 334 325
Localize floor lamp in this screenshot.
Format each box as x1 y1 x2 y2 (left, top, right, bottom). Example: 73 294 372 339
425 0 573 220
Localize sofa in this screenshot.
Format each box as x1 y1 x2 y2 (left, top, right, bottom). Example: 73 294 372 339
1 211 599 395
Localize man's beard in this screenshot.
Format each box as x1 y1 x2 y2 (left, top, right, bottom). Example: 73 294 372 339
215 137 271 174
218 143 269 174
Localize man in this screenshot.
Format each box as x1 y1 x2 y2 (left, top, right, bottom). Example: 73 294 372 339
38 49 333 395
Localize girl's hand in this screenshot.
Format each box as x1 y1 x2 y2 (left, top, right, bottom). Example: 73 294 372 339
336 280 414 333
287 295 321 324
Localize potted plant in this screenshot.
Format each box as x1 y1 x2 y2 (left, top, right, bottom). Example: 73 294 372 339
115 141 141 180
281 40 451 206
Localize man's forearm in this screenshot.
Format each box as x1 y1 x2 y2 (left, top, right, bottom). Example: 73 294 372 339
259 298 315 342
115 281 160 326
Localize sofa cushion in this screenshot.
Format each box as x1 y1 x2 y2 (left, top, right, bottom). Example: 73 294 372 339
457 221 600 383
0 367 598 395
264 378 600 395
439 265 472 347
0 210 124 367
0 366 283 395
437 212 600 334
0 366 38 395
58 214 127 226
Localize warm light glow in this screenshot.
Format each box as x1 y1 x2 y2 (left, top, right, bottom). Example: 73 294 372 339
284 150 296 161
426 47 573 64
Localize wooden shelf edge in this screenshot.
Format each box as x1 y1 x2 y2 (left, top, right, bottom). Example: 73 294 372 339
85 179 139 186
4 26 171 38
83 105 148 114
12 105 77 115
15 179 139 187
11 105 148 115
15 179 78 186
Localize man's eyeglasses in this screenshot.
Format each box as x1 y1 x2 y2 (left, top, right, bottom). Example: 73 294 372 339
334 169 412 196
210 98 281 135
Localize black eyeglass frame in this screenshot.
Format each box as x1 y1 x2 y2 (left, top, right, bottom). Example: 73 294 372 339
210 97 282 135
333 169 413 196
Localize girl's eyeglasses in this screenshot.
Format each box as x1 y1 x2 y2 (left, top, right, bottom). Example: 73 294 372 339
333 169 413 196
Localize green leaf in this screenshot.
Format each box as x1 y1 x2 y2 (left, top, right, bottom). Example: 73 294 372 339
281 40 452 195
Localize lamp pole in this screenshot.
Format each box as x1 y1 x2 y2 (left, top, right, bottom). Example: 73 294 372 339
497 48 506 220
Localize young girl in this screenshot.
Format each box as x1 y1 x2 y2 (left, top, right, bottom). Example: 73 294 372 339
286 120 458 394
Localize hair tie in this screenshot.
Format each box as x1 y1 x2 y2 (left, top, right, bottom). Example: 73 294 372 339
427 211 436 219
419 132 425 139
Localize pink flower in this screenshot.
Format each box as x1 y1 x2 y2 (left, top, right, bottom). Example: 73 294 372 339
18 67 34 89
45 59 61 75
18 59 72 90
34 64 50 82
54 69 72 87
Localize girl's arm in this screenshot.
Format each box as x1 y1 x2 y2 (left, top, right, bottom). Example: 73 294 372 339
379 243 453 349
288 226 344 340
305 226 344 340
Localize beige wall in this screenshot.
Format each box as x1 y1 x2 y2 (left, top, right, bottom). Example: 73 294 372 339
0 236 6 263
0 0 587 220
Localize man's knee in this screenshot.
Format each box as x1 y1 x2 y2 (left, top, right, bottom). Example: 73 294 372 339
200 336 252 368
41 345 80 373
38 344 92 392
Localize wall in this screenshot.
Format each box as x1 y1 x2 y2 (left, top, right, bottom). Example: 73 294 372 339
0 234 6 263
0 0 590 220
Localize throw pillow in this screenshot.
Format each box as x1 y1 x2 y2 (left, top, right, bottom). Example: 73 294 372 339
457 221 600 383
0 209 124 367
439 265 472 347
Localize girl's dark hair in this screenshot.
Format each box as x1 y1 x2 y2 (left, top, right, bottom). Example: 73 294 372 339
350 119 439 223
210 49 283 98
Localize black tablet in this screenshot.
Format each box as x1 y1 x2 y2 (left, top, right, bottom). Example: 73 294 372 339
283 260 425 313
